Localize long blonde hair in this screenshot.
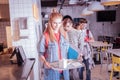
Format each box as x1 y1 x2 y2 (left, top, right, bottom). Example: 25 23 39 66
44 8 67 42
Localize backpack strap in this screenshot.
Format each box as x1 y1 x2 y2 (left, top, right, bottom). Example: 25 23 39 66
43 33 49 58
44 33 49 49
86 29 89 38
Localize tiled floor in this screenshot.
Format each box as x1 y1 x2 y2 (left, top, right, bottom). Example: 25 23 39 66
91 64 109 80
91 64 119 80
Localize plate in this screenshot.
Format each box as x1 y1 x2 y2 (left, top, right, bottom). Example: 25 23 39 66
50 59 83 70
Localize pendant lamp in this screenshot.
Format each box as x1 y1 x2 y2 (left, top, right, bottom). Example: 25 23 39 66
88 1 105 11
81 7 94 16
101 0 120 6
69 0 79 4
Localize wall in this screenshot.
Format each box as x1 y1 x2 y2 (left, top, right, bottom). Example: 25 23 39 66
9 0 42 80
0 4 10 48
0 21 10 47
0 4 10 19
41 5 120 40
89 6 120 40
6 26 12 48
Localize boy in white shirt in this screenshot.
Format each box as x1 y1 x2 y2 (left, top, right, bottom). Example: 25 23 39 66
76 18 95 80
63 15 82 80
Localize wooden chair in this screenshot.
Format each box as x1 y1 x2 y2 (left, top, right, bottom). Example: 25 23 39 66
110 55 120 80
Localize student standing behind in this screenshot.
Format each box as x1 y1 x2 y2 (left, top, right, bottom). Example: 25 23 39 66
63 15 80 51
76 18 95 80
63 15 82 80
39 9 70 80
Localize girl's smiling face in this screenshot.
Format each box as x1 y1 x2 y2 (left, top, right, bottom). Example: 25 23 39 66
51 18 62 33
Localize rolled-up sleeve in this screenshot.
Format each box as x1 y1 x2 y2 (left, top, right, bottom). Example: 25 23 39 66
39 35 46 55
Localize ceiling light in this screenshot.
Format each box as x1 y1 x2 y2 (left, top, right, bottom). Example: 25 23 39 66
81 7 94 16
88 1 105 11
101 0 120 6
69 0 79 4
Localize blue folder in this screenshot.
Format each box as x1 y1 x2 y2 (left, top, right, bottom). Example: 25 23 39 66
68 47 78 59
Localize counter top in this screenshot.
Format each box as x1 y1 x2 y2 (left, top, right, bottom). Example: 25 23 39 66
0 54 35 80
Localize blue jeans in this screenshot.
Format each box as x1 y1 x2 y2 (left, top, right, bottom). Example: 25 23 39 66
44 69 69 80
79 58 91 80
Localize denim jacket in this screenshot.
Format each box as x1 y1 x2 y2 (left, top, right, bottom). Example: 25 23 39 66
39 34 70 80
39 34 69 62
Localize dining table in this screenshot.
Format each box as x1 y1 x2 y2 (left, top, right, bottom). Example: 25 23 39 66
0 53 35 80
89 41 113 58
89 41 112 48
106 49 120 57
89 41 113 73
